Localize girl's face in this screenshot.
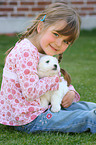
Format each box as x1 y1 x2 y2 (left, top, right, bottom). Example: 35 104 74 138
37 21 71 56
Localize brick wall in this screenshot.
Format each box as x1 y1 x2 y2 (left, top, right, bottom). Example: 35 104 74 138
0 0 96 33
0 0 96 18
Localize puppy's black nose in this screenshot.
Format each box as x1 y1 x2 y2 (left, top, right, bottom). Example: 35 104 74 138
53 64 57 70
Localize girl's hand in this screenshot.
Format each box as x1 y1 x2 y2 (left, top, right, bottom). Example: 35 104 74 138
61 91 75 108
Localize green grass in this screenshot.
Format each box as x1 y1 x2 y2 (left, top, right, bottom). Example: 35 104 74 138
0 29 96 145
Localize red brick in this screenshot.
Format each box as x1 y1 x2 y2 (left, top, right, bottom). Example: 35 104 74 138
89 12 96 15
0 2 7 5
38 2 51 5
0 0 96 18
87 1 96 4
0 8 13 11
27 14 35 17
81 7 94 11
9 2 17 5
21 2 34 5
11 14 25 17
32 8 44 11
79 13 86 16
71 1 84 4
17 8 29 11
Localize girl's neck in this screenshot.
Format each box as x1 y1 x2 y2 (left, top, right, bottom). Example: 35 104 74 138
28 35 45 54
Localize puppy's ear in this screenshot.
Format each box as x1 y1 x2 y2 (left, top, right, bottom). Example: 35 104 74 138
60 68 71 86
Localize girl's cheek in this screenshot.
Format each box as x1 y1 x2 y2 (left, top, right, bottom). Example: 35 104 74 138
62 46 68 52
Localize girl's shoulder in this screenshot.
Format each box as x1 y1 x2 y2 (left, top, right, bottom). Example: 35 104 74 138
16 38 38 52
8 38 39 60
12 38 39 59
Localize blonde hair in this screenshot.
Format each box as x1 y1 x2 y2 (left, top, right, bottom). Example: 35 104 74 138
6 2 81 63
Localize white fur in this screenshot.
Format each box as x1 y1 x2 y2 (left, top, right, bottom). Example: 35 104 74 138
37 55 69 112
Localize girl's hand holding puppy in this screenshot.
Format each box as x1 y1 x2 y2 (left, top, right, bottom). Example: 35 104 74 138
61 91 75 108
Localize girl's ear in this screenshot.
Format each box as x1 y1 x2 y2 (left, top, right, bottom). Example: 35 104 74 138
37 22 44 33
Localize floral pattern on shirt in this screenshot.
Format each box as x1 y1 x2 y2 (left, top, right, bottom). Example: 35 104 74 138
0 39 59 126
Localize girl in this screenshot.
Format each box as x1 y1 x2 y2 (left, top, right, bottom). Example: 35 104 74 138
0 2 96 134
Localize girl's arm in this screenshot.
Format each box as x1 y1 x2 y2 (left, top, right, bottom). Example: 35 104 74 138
68 84 80 102
61 85 80 108
15 40 59 101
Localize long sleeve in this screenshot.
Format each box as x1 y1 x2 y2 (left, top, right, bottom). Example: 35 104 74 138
15 39 59 101
68 85 80 102
0 38 59 126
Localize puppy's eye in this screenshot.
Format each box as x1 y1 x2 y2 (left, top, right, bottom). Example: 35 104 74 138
46 60 49 63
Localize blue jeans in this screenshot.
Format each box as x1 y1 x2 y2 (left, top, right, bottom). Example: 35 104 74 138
14 101 96 133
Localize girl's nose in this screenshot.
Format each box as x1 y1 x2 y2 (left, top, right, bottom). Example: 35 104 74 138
55 38 62 47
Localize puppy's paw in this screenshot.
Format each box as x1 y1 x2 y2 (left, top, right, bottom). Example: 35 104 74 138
40 101 48 108
40 103 48 108
51 105 61 112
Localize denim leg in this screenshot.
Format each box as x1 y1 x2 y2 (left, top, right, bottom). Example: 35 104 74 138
14 101 96 134
65 101 96 111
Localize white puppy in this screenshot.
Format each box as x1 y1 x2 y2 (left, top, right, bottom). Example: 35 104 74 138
37 55 70 112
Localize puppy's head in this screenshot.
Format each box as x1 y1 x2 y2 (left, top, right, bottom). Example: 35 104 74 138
37 55 60 78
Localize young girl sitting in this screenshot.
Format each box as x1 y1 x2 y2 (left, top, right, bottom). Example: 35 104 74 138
0 2 96 134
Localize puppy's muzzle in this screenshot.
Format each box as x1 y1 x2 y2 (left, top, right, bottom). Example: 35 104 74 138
52 64 57 70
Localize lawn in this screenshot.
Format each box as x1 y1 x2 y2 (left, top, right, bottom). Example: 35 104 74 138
0 29 96 145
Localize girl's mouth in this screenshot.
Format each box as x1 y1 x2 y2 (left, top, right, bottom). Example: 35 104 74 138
49 44 57 51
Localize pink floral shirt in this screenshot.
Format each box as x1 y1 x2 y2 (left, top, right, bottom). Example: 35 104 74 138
0 38 80 126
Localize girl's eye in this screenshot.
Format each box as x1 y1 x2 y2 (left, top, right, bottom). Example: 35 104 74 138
53 33 59 37
63 40 69 45
46 60 49 63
